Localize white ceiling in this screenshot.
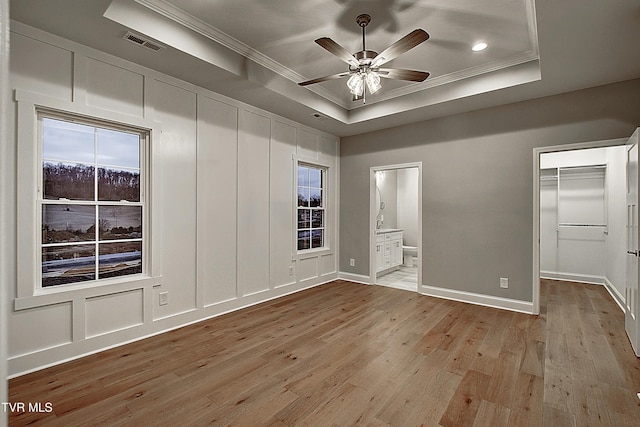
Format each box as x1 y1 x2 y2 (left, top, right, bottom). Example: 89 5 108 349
9 0 640 137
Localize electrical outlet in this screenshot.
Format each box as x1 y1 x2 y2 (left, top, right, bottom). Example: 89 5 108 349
350 258 355 267
289 266 294 276
500 278 509 289
159 292 169 306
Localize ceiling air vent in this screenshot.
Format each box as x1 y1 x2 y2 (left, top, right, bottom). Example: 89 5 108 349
123 31 164 52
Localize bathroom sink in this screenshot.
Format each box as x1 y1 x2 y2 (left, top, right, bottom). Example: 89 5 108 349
376 228 402 234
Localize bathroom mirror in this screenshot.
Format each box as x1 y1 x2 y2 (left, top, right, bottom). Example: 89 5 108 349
375 186 385 216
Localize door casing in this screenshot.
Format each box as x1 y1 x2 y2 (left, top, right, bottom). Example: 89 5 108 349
533 137 628 315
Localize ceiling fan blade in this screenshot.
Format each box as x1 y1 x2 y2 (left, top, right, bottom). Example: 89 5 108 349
298 71 351 86
315 37 360 68
376 68 430 82
370 29 430 68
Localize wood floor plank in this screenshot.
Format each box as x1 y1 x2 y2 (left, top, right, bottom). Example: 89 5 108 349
439 369 490 427
472 399 511 427
8 279 640 426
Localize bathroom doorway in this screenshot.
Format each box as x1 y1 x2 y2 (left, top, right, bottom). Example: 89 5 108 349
370 163 422 292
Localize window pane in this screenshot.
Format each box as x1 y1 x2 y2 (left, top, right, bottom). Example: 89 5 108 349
298 209 310 229
98 167 140 202
298 166 309 187
311 210 324 228
297 188 309 207
311 230 324 248
42 118 94 164
98 241 142 279
98 206 142 240
309 168 322 188
42 204 95 244
297 230 310 250
97 128 140 169
42 244 96 287
309 188 322 207
43 162 95 200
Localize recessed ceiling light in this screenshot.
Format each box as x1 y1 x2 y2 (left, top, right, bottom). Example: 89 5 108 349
472 42 488 52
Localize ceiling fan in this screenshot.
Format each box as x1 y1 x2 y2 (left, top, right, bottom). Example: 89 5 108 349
298 14 430 102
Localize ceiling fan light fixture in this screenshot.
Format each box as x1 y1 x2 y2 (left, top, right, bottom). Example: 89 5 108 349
365 70 382 94
347 73 365 96
298 13 430 102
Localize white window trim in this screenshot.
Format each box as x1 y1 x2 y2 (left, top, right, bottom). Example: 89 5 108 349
294 159 331 259
15 90 162 308
38 111 147 290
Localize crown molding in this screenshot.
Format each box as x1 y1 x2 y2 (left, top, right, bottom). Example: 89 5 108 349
134 0 540 112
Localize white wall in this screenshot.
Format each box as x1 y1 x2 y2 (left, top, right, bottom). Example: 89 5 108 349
376 170 398 229
7 23 339 377
397 168 419 247
540 148 608 282
606 146 628 303
1 0 10 424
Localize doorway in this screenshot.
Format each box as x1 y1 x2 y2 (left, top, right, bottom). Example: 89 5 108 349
370 163 422 292
533 138 628 314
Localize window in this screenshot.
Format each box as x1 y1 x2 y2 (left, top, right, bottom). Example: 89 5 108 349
39 113 146 288
297 163 326 251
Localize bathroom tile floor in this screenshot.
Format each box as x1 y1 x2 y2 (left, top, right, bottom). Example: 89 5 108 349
376 264 418 291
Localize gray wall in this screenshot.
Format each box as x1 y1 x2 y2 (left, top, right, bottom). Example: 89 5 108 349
340 79 640 302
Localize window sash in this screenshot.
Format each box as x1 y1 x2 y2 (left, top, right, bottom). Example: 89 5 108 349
38 112 147 288
297 163 326 251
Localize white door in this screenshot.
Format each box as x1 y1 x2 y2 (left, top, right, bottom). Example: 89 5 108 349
625 128 640 356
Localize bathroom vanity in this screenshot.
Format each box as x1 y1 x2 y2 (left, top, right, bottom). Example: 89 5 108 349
376 229 403 274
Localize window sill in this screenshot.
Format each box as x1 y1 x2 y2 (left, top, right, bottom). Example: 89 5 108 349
294 247 333 261
15 275 160 311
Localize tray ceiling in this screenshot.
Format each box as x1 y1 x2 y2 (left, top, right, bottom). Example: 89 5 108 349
8 0 640 136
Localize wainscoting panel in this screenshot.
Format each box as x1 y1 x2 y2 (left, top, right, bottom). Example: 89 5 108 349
85 57 144 117
86 289 144 338
237 110 271 297
9 302 73 358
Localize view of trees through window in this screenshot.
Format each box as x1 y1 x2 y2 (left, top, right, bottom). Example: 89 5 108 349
40 116 145 287
297 164 325 251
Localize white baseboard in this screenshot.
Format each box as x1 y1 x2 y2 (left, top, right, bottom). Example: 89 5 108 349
420 284 534 314
603 277 625 312
541 272 626 313
540 271 604 285
338 272 371 285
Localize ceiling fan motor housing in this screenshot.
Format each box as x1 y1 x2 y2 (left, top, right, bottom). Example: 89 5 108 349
353 50 378 69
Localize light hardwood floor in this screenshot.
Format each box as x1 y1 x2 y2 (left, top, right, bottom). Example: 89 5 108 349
8 279 640 426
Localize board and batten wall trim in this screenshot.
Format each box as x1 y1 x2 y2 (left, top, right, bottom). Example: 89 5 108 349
2 0 12 424
8 21 339 377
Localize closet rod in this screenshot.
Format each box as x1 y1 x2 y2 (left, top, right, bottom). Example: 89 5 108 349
558 223 606 227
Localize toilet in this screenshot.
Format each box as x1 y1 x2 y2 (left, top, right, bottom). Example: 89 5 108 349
402 245 418 266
